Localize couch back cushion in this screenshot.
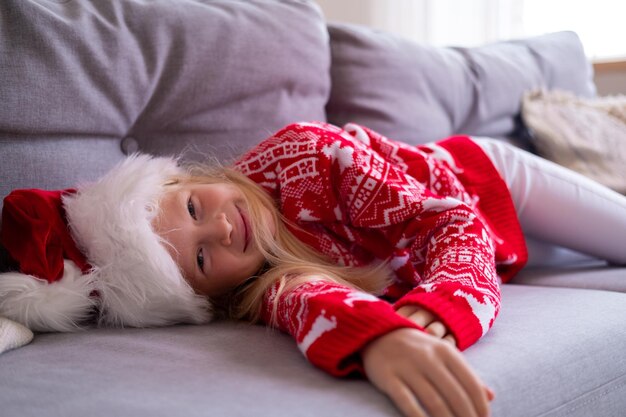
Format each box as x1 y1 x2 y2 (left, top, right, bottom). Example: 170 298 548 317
0 0 329 203
326 24 596 145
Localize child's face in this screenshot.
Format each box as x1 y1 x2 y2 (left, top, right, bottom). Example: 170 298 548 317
152 181 273 297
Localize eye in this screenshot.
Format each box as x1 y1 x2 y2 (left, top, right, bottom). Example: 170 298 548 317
187 197 197 220
197 248 205 272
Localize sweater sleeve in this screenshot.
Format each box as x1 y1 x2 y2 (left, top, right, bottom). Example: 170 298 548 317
338 124 502 351
237 122 503 355
391 212 501 351
260 278 423 377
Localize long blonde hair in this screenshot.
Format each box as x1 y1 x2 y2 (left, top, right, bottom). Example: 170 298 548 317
171 162 393 326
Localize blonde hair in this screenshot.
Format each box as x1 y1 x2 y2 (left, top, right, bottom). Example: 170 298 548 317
169 162 393 326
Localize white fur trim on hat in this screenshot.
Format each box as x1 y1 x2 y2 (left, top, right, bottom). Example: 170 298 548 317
0 260 96 332
0 316 34 354
61 154 213 328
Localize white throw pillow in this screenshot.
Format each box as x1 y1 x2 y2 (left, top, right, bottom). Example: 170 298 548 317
522 89 626 194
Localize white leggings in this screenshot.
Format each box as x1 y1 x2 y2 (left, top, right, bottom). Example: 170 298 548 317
474 138 626 265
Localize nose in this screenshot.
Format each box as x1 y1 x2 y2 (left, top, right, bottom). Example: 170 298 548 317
200 212 232 247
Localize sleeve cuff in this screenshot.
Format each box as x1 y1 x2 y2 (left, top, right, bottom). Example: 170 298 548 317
304 301 424 377
393 284 496 350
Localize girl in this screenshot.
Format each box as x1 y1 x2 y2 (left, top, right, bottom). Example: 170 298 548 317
1 122 625 417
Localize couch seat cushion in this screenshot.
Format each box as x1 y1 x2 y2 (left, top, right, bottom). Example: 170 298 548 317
512 264 626 293
0 285 624 417
467 284 626 417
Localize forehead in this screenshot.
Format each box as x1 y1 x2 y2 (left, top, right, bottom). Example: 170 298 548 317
179 179 238 192
161 180 232 199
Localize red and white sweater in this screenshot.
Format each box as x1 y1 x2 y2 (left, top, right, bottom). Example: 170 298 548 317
235 122 527 377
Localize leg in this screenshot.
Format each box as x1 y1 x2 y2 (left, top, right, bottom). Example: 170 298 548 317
473 138 626 265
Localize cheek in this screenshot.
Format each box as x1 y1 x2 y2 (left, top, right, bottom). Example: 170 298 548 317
230 252 264 282
247 251 267 280
152 194 176 231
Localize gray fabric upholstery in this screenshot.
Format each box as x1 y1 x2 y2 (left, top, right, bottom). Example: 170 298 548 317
1 285 624 417
524 235 601 268
0 0 330 204
0 137 123 209
326 24 596 146
1 1 625 416
467 285 626 417
512 264 626 293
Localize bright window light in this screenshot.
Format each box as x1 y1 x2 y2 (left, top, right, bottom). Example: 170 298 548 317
316 0 626 61
522 0 626 60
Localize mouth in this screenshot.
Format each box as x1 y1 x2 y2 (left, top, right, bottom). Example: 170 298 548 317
237 206 249 253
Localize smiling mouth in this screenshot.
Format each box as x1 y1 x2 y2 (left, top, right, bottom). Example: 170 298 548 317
238 206 249 252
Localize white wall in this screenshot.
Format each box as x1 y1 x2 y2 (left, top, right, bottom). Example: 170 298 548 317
315 0 375 28
315 0 428 44
315 0 522 46
315 0 626 95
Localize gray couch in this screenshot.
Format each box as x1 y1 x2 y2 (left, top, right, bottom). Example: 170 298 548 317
1 1 624 416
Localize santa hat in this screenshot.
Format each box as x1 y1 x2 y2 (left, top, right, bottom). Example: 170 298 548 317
0 154 213 332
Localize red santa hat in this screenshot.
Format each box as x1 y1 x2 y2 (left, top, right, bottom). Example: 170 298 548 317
0 154 212 332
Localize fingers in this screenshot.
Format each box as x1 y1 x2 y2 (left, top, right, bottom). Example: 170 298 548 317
386 380 429 417
408 375 455 417
396 305 421 321
396 306 435 328
425 322 457 349
363 329 490 417
410 308 436 328
406 345 477 417
442 345 492 417
394 351 486 417
425 321 447 338
409 309 456 346
390 367 490 417
388 375 460 417
443 334 457 346
397 306 456 345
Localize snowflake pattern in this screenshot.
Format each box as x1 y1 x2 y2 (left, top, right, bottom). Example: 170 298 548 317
237 122 527 372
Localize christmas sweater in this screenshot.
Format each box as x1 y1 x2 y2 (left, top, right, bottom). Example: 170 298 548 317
235 122 527 377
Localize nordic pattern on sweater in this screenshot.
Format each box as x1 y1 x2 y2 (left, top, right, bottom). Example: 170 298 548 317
235 122 527 377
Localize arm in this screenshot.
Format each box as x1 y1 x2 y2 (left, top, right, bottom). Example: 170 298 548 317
262 278 494 417
340 123 502 350
237 123 504 351
392 203 501 350
260 277 424 377
241 122 499 414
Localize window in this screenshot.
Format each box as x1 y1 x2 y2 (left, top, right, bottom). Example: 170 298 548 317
317 0 626 60
522 0 626 60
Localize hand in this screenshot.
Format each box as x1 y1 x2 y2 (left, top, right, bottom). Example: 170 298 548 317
396 305 457 346
362 328 494 417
